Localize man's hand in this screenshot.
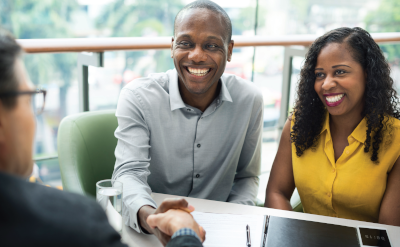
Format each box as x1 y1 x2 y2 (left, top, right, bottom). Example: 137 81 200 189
147 209 206 242
137 198 195 246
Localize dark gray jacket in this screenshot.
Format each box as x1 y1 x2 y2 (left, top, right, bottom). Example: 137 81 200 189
167 235 203 247
0 172 202 247
0 172 127 247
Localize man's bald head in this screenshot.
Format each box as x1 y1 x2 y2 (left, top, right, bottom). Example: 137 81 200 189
174 0 232 44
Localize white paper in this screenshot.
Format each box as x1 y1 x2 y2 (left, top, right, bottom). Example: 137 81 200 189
192 212 265 247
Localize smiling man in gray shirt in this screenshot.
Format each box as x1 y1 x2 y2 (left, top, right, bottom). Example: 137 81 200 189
112 0 263 244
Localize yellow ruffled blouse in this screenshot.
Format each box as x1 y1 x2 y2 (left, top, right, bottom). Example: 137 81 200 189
291 112 400 223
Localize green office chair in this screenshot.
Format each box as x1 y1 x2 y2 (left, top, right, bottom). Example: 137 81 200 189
57 110 118 197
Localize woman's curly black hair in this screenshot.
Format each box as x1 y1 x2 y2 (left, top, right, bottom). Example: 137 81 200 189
291 27 400 162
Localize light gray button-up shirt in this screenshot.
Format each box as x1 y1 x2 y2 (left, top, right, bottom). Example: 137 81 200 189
112 69 263 233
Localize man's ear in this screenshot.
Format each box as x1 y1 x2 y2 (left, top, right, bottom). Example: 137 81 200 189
0 103 7 145
171 37 175 58
227 40 234 62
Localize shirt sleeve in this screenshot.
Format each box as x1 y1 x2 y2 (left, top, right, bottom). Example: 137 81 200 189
112 88 157 233
227 94 263 205
167 233 203 247
171 228 201 242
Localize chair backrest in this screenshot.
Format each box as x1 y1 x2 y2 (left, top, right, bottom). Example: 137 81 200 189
58 110 118 197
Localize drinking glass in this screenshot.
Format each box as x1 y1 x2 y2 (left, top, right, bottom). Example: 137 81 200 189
96 179 123 234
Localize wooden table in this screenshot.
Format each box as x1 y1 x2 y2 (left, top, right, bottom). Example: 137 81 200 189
121 193 400 247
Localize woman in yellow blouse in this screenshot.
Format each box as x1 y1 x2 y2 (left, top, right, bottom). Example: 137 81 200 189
265 27 400 226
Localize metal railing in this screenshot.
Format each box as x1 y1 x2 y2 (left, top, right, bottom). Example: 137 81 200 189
17 33 400 53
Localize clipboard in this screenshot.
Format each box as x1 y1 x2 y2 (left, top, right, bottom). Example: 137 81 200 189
259 215 361 247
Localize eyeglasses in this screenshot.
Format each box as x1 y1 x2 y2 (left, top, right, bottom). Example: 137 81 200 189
0 89 47 115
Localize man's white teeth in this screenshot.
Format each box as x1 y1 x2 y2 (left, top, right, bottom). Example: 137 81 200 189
188 67 210 76
326 94 344 103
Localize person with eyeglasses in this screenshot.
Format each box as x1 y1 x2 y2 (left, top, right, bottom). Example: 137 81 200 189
0 28 205 247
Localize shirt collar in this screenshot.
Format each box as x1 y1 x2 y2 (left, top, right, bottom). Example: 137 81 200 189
168 69 233 111
219 76 233 103
168 69 186 111
320 111 367 143
320 111 330 136
350 116 368 143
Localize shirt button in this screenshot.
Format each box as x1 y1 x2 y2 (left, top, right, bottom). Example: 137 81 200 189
195 174 200 178
187 108 191 111
133 223 137 228
327 192 331 197
332 168 335 173
346 150 350 154
197 144 201 148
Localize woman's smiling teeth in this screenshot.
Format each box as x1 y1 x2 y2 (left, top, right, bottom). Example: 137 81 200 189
326 94 345 103
187 67 210 77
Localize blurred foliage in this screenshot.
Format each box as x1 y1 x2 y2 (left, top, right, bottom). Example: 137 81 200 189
97 0 183 37
96 0 184 75
365 0 400 62
0 0 77 38
0 0 79 118
288 0 311 23
231 5 266 35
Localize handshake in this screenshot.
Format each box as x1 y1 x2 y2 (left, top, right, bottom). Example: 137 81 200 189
141 198 206 246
